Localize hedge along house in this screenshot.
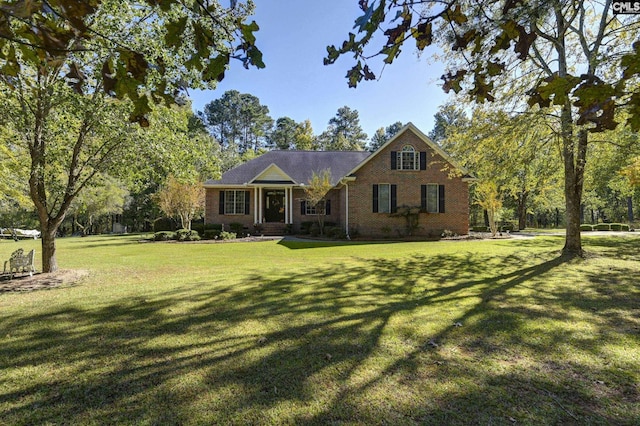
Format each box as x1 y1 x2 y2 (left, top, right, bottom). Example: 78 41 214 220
204 123 474 237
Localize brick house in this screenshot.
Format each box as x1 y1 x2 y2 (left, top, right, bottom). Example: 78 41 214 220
204 123 474 237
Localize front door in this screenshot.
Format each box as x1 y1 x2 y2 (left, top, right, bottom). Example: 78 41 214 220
264 190 285 222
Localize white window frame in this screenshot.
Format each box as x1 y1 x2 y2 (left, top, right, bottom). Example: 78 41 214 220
305 200 326 216
378 183 391 213
224 190 246 215
397 145 419 171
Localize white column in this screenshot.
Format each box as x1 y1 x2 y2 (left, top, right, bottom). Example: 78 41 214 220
289 187 294 224
284 187 289 224
254 188 258 224
258 187 262 223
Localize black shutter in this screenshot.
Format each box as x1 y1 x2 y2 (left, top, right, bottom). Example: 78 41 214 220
373 184 379 213
219 191 225 215
390 151 397 170
421 185 427 211
391 184 397 213
439 184 445 213
325 199 331 215
301 201 306 215
244 191 250 215
420 152 427 170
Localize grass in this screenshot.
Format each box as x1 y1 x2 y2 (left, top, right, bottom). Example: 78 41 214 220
1 234 639 425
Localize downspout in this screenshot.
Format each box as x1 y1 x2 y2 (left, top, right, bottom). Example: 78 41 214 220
345 182 350 239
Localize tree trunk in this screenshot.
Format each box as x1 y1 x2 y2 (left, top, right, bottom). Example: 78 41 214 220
41 226 58 272
517 191 528 231
627 196 634 223
562 128 587 256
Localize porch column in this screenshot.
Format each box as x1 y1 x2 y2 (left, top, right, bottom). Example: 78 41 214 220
258 187 263 223
254 187 258 224
283 187 288 224
289 187 294 224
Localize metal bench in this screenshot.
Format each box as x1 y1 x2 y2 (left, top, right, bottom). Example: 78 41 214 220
3 249 36 279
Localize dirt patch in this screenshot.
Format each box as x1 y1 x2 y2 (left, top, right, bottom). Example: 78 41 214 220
0 269 89 292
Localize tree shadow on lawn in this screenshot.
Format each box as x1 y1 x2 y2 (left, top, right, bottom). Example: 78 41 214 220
0 247 638 424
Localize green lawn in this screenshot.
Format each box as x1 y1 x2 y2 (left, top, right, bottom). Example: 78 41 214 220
1 234 639 425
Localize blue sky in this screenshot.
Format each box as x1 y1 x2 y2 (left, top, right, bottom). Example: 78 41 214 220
188 1 451 140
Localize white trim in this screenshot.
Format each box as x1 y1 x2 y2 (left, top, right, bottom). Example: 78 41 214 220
249 163 296 184
258 187 263 223
254 187 259 224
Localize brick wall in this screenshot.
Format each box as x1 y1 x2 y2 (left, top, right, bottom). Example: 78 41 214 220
347 131 469 237
204 128 470 237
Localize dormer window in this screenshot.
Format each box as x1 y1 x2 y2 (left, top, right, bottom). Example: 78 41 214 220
397 145 419 170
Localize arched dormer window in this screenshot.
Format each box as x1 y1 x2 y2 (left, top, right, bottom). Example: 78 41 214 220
397 145 419 170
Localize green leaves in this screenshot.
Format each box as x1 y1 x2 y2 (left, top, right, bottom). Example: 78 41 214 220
0 0 265 126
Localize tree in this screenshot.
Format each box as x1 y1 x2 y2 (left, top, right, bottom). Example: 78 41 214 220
0 0 263 126
328 1 640 256
302 169 333 235
269 117 298 150
317 106 368 151
293 119 316 150
203 90 273 153
69 174 128 236
0 0 263 272
443 105 562 231
475 180 502 237
155 176 205 231
368 121 403 151
428 105 469 144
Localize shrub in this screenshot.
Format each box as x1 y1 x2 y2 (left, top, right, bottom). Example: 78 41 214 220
606 223 630 231
595 223 611 231
203 230 221 240
219 231 236 240
300 222 314 234
441 229 457 238
191 223 204 236
176 229 201 241
325 226 346 239
205 223 223 231
499 224 514 232
472 226 489 232
229 222 244 234
153 218 174 232
153 231 175 241
580 224 594 231
309 223 320 237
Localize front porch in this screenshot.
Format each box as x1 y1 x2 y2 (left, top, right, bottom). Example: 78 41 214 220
252 186 295 225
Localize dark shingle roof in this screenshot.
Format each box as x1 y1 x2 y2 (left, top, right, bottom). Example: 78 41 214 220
205 150 371 186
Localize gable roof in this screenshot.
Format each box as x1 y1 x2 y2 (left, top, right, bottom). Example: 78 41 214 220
204 150 371 187
346 122 473 178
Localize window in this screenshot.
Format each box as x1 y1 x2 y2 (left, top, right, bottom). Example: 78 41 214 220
397 145 418 170
224 190 247 215
421 184 445 213
378 184 390 213
301 200 330 215
373 184 397 213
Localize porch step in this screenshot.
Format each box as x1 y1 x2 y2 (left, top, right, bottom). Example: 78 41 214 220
259 223 287 236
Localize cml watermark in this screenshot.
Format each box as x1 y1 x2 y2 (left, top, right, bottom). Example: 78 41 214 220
612 1 640 14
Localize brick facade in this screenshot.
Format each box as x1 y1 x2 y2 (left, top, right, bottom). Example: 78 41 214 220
346 131 469 237
204 125 471 237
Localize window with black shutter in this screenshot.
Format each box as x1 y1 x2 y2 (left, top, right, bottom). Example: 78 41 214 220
373 184 392 213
